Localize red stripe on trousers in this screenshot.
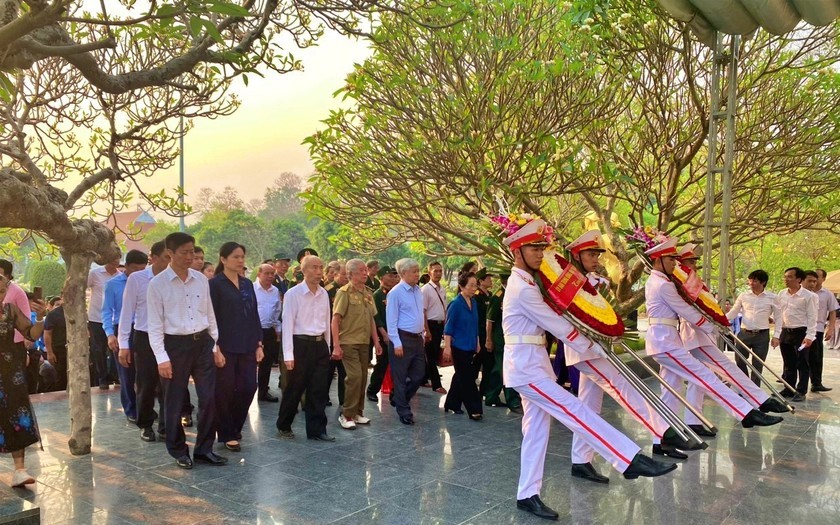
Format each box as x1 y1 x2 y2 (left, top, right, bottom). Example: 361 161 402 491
697 347 761 406
587 361 662 438
528 383 632 466
663 352 745 418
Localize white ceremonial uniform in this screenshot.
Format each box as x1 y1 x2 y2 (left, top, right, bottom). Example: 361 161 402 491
645 270 754 421
680 320 769 426
503 267 641 499
572 273 674 462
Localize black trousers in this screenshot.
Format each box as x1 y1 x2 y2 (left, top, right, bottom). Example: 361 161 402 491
161 332 217 458
215 351 257 443
52 344 68 392
780 327 810 395
425 320 444 389
734 329 770 386
88 321 110 386
276 336 330 438
258 328 280 396
809 332 826 387
367 341 391 396
391 330 427 419
474 346 494 395
445 348 482 415
133 330 165 433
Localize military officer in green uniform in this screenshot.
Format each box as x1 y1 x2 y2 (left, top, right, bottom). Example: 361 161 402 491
483 272 522 412
473 268 495 395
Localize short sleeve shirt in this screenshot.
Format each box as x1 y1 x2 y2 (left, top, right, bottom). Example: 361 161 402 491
333 283 377 344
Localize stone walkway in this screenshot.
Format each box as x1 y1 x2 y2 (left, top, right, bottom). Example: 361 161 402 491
2 349 840 524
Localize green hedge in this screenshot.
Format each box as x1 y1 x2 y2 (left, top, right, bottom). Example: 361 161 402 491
29 260 66 298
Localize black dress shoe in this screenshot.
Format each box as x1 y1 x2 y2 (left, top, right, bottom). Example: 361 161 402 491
181 415 193 427
653 444 688 460
127 416 138 424
811 385 832 393
258 392 279 402
688 424 716 438
175 455 193 469
759 397 791 413
571 463 609 484
367 393 379 402
790 393 806 402
399 415 415 425
516 495 559 521
780 389 794 398
623 453 678 479
741 409 784 428
444 408 464 415
508 405 524 415
140 428 156 442
278 429 295 439
194 452 228 465
485 401 507 408
308 433 336 442
468 414 483 421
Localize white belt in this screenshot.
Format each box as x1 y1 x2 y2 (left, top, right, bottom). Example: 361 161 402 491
505 335 547 345
648 317 679 328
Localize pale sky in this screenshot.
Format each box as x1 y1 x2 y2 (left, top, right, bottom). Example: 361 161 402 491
146 31 371 207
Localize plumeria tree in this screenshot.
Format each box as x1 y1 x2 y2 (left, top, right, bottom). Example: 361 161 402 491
305 0 840 312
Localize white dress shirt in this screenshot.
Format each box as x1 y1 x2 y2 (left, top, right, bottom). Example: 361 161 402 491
502 267 599 387
422 281 447 321
778 286 818 341
281 281 330 362
727 290 782 338
87 265 119 323
644 270 713 356
146 266 219 365
254 281 282 333
118 267 154 349
815 288 839 333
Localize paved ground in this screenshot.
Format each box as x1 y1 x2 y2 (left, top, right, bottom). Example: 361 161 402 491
3 349 840 524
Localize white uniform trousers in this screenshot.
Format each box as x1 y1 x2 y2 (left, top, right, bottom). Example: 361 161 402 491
654 349 753 423
571 357 672 463
683 346 769 425
516 378 641 499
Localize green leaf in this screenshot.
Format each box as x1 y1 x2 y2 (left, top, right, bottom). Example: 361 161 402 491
208 2 251 17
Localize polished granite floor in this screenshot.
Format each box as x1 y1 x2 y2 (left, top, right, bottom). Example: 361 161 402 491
3 349 840 525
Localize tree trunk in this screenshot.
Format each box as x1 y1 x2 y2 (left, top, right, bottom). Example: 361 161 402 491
63 251 94 455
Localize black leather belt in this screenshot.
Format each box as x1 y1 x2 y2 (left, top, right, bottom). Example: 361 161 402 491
164 329 209 342
398 329 424 338
294 334 324 342
428 320 444 325
741 328 768 333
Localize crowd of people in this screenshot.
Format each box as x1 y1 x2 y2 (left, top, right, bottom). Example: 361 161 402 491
0 229 837 522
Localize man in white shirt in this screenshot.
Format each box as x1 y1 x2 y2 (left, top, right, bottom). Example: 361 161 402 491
88 254 120 389
255 263 282 402
422 261 447 394
808 269 838 393
147 233 225 469
776 267 818 402
726 269 782 385
119 241 169 442
276 255 334 442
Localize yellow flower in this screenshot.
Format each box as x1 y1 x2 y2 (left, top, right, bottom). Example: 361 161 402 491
517 219 526 226
573 292 619 325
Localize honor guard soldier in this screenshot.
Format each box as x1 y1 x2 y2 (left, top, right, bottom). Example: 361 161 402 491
643 237 782 433
502 217 677 521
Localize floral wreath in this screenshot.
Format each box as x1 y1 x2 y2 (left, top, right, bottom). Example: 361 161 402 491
622 225 729 328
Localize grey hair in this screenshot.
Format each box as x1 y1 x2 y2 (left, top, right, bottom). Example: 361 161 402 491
346 258 367 275
395 258 420 275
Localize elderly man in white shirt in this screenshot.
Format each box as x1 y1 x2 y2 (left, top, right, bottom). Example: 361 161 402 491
119 241 170 443
777 267 819 402
255 263 283 402
726 269 782 385
807 269 838 393
147 233 225 469
275 255 334 442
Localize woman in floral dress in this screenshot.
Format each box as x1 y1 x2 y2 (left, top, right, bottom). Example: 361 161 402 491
0 275 45 488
